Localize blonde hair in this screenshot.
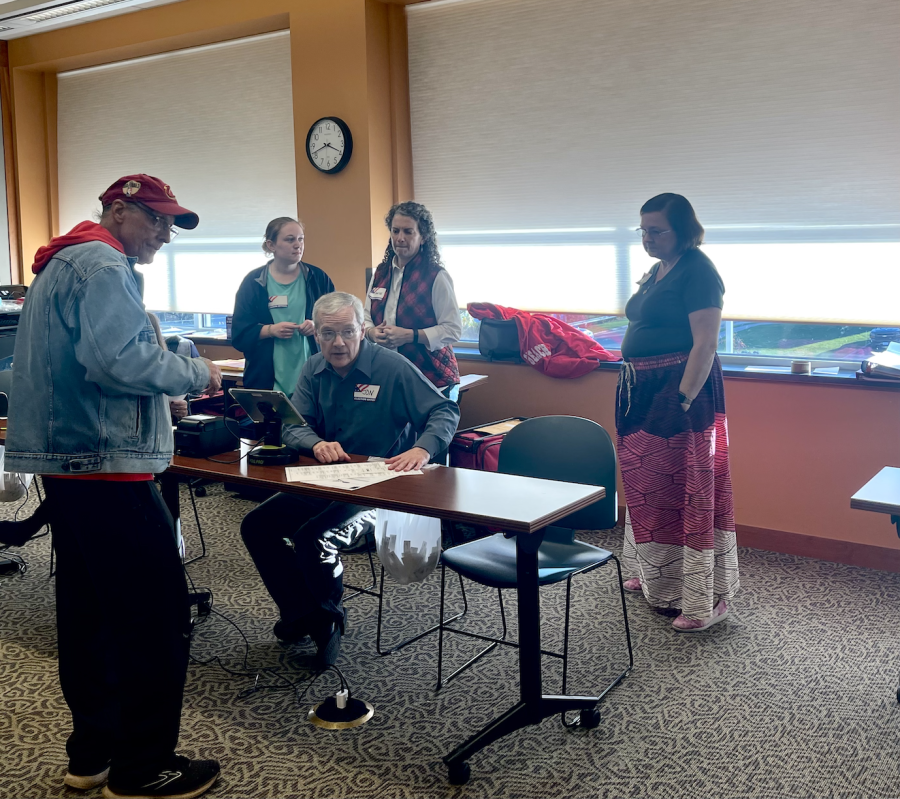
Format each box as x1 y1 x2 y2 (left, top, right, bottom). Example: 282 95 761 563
262 217 304 257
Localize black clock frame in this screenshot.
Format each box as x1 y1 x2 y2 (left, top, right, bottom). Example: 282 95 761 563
306 117 353 174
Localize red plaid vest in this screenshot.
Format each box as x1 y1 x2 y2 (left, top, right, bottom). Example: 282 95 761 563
370 254 460 389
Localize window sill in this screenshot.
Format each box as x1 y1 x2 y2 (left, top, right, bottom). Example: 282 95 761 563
455 348 900 391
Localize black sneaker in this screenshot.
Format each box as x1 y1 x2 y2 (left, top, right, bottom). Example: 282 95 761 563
102 756 220 799
64 761 110 790
273 616 312 643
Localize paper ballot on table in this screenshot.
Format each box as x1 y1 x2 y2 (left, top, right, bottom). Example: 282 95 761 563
284 460 423 490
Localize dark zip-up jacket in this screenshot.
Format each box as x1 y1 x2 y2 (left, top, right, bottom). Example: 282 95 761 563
231 262 334 391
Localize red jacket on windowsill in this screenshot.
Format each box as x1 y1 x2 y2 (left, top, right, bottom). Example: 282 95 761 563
468 302 620 379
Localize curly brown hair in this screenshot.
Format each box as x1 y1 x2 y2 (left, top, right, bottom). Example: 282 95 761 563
377 201 444 270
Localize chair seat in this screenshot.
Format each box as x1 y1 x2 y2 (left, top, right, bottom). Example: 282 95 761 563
441 533 612 589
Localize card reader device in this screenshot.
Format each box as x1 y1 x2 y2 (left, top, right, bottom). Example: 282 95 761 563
228 389 307 466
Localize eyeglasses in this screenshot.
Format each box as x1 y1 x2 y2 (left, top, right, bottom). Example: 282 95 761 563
317 326 360 342
131 202 179 239
636 227 673 240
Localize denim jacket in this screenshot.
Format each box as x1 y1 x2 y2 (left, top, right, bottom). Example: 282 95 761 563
4 240 210 475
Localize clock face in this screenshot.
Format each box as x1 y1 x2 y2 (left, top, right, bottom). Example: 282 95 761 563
306 117 353 174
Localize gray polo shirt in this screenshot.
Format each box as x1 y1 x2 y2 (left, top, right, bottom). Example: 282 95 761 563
283 339 460 458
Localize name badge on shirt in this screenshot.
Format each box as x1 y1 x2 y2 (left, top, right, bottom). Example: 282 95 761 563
354 384 381 402
368 287 387 301
268 295 288 309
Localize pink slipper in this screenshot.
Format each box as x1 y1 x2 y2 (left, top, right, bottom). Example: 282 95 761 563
672 600 728 632
623 577 642 593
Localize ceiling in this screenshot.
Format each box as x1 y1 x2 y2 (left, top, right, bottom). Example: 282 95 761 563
0 0 189 39
0 0 437 40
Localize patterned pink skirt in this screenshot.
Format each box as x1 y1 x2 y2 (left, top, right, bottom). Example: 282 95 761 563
615 352 739 619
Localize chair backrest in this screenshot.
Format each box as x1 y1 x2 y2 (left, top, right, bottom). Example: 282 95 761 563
496 415 617 531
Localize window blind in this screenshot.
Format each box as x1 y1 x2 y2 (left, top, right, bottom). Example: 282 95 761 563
57 31 296 313
407 0 900 323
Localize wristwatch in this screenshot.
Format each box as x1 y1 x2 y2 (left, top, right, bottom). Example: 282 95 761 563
412 328 419 344
678 391 692 405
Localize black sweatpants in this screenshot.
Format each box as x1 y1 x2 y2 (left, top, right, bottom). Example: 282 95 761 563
42 478 190 783
240 493 368 626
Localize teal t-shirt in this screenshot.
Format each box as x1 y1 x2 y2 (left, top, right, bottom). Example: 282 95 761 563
267 269 311 395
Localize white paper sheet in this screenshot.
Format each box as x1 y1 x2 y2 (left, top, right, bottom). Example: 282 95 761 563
285 460 423 490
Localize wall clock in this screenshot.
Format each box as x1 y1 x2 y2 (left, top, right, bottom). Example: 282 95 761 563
306 117 353 174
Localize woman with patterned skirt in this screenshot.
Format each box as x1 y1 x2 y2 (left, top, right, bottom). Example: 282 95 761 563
616 193 739 632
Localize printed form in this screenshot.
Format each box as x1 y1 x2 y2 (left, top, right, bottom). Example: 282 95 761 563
284 461 422 490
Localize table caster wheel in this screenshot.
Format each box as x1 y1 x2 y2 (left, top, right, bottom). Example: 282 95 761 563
579 707 601 729
194 486 207 497
448 760 471 785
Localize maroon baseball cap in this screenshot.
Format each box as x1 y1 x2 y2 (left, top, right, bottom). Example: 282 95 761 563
99 173 199 230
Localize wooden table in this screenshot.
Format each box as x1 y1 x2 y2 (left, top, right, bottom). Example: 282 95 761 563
851 466 900 536
168 445 604 783
216 368 488 397
851 466 900 703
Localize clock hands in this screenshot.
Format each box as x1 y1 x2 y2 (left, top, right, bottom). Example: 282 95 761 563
311 142 342 157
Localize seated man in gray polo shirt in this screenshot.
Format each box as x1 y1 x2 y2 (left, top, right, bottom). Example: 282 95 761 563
240 291 460 668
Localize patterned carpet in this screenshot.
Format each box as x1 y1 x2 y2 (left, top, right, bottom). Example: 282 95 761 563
3 481 900 799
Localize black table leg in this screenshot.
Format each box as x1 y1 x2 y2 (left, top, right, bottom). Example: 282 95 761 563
443 527 599 784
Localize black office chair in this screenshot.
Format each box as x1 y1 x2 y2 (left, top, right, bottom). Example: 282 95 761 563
435 415 633 726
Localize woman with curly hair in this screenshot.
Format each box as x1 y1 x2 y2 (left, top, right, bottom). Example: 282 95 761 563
364 201 463 399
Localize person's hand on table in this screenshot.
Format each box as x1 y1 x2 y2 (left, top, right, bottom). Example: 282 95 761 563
313 441 351 464
297 320 316 336
386 447 430 472
199 358 222 395
169 399 189 420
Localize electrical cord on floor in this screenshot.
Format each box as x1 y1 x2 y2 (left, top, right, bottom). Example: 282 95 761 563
0 548 27 577
182 557 316 705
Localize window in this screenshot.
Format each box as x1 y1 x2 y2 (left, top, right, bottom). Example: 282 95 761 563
408 0 900 364
57 31 297 321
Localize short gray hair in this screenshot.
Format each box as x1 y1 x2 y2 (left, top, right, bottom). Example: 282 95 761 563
312 292 364 328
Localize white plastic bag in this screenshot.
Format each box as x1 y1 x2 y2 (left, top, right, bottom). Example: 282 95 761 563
0 445 34 503
375 509 442 585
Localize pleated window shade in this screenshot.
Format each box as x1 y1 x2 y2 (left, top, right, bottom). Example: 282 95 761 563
57 32 296 313
408 0 900 323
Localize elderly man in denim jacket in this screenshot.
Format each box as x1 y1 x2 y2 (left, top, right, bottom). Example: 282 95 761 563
5 174 222 799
